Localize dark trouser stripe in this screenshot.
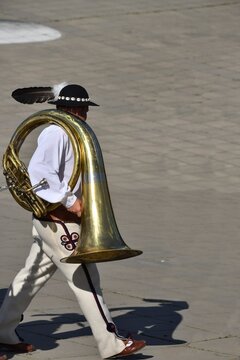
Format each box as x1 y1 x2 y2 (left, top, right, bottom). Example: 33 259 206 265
82 264 117 333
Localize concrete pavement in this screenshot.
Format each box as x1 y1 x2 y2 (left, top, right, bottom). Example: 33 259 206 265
0 1 240 359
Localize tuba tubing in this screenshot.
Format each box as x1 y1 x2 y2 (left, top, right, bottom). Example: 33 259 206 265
2 109 142 263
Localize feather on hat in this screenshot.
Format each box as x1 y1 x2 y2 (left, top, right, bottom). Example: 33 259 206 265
11 82 68 104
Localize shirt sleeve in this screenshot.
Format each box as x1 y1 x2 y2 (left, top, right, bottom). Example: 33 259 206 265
28 125 77 208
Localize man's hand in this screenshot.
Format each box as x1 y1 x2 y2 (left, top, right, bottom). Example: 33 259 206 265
67 198 82 217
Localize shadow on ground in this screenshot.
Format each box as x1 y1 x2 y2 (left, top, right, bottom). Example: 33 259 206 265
0 288 188 355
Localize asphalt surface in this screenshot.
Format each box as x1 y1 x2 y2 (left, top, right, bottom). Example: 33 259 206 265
0 1 240 359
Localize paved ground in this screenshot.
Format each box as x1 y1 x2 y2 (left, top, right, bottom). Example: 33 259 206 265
0 0 240 359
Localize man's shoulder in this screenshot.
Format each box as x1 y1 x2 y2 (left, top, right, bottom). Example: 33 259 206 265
38 124 68 144
40 124 68 137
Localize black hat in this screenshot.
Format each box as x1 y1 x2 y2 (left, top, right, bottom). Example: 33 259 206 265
11 83 99 107
48 84 99 107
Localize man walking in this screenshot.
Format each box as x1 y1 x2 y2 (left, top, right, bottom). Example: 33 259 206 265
0 83 146 359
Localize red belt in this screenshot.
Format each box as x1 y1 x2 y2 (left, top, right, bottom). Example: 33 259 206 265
35 205 81 224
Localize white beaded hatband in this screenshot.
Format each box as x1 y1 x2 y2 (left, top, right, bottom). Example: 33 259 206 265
58 96 90 102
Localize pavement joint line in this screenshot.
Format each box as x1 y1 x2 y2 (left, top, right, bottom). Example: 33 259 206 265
49 1 240 24
104 290 150 300
189 335 240 343
188 343 238 357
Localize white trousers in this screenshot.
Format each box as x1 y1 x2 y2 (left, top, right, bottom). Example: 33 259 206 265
0 219 125 359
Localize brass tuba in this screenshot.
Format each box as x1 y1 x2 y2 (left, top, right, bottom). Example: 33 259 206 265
2 109 142 263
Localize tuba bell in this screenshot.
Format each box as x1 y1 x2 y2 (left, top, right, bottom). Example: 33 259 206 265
2 109 142 263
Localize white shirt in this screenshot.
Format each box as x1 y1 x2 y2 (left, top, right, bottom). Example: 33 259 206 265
28 125 81 208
